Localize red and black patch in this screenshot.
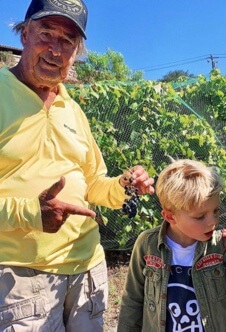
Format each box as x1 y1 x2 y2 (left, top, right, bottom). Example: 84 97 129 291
144 255 166 269
196 253 223 270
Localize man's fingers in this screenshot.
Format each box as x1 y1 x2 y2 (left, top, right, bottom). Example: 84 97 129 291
65 203 96 218
119 166 155 196
44 176 66 200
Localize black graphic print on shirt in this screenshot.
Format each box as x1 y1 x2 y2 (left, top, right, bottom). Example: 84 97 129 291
166 265 204 332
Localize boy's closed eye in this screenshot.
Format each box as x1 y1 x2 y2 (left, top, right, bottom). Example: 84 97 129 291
194 215 204 221
193 208 219 221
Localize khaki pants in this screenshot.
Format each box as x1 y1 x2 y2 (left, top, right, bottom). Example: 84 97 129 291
0 261 108 332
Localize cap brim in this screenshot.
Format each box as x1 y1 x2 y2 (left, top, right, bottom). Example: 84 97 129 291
30 11 87 39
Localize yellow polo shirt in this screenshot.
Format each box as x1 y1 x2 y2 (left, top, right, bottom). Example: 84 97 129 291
0 67 126 274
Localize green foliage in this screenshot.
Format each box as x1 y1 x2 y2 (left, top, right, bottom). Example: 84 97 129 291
178 69 226 146
159 69 195 83
0 51 16 67
66 77 226 249
75 49 143 83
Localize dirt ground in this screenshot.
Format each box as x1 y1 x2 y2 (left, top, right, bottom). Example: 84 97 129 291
103 251 130 332
104 265 128 332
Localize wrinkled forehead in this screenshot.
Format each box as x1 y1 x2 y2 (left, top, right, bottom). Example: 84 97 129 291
29 15 80 36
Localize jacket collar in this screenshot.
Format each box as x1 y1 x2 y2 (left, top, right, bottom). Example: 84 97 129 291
157 220 168 250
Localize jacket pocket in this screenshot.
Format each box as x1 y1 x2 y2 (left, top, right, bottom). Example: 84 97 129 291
143 266 162 308
202 264 226 300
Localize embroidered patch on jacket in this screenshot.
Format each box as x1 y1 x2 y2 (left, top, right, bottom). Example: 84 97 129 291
144 255 166 269
195 253 223 270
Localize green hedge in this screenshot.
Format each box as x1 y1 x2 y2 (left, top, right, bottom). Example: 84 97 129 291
66 77 226 249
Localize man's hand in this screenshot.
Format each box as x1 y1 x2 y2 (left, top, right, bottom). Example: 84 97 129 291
119 165 155 195
39 177 96 233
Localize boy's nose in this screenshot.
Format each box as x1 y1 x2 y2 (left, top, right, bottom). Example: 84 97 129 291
208 215 219 227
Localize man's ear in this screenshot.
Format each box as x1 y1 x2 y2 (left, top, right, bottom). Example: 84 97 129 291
21 26 28 46
161 209 176 224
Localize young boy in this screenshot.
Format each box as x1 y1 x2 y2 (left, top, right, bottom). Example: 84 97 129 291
117 159 226 332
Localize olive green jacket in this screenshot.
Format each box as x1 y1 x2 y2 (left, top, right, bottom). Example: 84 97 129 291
117 221 226 332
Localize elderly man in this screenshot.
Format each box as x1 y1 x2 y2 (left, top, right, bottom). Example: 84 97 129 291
0 0 154 331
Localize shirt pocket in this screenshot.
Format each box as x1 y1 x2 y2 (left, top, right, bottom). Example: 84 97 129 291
202 264 226 301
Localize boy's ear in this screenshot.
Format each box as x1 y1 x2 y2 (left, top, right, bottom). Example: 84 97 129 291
161 209 176 224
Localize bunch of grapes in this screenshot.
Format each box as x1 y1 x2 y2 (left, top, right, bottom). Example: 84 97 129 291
122 183 139 218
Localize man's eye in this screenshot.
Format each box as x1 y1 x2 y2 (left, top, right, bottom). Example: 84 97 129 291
63 38 73 46
41 32 51 38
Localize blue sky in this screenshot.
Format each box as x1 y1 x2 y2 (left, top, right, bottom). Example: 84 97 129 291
1 0 226 80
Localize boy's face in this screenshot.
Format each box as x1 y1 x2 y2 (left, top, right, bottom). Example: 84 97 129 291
162 193 220 247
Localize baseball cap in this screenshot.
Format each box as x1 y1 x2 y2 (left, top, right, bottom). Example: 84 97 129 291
25 0 88 39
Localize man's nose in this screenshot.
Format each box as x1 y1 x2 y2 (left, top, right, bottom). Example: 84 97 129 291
48 40 62 57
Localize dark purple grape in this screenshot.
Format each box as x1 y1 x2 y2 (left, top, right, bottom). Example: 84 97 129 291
121 180 140 218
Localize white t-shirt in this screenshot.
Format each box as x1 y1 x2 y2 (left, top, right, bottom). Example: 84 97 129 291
166 236 204 332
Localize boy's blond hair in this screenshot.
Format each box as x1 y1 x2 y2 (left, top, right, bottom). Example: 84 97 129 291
156 159 223 212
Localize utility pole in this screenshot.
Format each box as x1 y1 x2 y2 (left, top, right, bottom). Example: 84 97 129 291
207 54 219 69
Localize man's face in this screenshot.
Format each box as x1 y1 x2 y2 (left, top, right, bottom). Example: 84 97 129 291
21 16 80 88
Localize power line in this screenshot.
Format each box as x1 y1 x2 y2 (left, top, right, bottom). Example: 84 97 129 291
136 55 210 71
139 57 207 72
212 54 226 57
135 54 226 73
